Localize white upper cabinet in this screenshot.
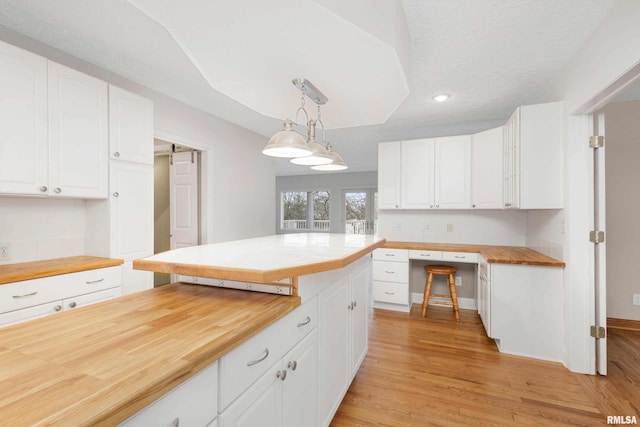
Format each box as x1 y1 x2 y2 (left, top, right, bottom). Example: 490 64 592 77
109 85 154 165
48 61 108 199
472 127 504 209
401 138 435 209
434 135 471 209
504 101 564 209
377 141 402 209
0 40 108 199
379 136 471 210
0 41 48 195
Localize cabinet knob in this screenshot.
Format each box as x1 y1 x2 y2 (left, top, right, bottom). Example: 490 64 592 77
69 302 77 308
352 300 357 308
430 204 434 208
114 151 120 158
54 305 62 312
39 186 48 192
171 418 179 427
436 204 440 208
276 370 287 381
287 360 298 371
472 204 476 208
54 187 61 194
113 192 119 198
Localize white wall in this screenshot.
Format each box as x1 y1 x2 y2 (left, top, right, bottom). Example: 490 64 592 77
526 210 565 261
600 100 640 321
0 28 276 263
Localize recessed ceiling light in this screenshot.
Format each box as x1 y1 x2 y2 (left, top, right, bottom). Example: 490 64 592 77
431 93 451 102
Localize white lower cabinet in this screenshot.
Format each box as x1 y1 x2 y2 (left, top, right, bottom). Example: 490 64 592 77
489 263 563 362
119 361 219 427
318 257 369 426
0 266 122 328
219 330 317 427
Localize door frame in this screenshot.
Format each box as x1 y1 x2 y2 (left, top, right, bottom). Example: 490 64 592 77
155 130 212 246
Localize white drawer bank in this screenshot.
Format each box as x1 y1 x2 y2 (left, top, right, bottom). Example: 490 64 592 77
0 265 122 328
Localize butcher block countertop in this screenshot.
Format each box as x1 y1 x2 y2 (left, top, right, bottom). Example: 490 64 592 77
0 283 300 426
134 233 386 284
383 241 565 267
0 256 124 285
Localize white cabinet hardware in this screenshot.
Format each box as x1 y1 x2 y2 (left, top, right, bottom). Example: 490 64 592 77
12 291 38 299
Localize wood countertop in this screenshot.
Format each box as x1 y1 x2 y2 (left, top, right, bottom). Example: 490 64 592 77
134 233 386 284
0 283 300 426
0 256 124 285
383 241 565 267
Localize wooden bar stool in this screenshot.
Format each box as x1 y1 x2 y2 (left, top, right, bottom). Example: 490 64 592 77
422 265 460 321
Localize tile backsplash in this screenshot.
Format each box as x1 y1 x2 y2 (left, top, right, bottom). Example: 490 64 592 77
0 197 86 264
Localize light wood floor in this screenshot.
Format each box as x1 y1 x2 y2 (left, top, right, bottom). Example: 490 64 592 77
331 305 640 426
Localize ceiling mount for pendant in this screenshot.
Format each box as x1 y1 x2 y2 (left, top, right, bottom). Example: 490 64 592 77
292 78 328 105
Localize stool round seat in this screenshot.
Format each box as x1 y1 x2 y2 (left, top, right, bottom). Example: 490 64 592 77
422 264 460 321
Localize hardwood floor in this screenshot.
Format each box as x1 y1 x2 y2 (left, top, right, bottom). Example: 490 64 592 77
331 305 640 426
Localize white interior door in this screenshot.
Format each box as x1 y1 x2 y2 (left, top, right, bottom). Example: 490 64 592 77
592 113 607 375
170 151 199 250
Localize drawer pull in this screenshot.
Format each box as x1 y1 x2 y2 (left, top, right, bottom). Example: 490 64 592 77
287 360 298 371
86 278 104 284
385 270 395 274
297 316 311 327
54 305 62 312
246 348 269 367
454 256 466 259
384 253 395 257
277 370 287 381
68 302 77 308
12 291 38 299
384 291 395 295
421 254 431 257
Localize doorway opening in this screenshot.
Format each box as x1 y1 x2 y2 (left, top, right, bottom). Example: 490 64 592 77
343 189 378 235
153 139 202 286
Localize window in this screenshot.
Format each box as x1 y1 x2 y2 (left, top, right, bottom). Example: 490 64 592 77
343 189 378 235
281 191 330 231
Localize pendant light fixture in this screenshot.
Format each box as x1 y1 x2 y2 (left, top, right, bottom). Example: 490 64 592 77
263 78 348 171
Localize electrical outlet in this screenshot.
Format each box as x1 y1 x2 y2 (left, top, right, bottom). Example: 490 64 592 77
447 224 454 232
455 276 462 287
0 244 10 261
633 294 640 306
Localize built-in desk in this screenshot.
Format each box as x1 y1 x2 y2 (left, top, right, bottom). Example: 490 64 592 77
372 242 565 363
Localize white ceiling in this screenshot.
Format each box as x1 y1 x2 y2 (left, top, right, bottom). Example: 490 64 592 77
0 0 618 175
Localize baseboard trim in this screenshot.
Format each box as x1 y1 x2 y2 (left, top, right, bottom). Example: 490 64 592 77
411 292 477 311
607 317 640 331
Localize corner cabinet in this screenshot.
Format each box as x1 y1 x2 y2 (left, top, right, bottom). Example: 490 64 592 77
471 127 504 209
503 102 564 209
379 136 471 210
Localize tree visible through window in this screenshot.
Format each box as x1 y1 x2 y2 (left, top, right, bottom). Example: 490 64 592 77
281 191 330 231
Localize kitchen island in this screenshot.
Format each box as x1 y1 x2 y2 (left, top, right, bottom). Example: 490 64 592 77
0 233 384 426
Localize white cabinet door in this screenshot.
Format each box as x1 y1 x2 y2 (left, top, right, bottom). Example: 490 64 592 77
434 135 471 209
401 139 435 209
350 263 368 376
377 141 401 209
0 41 48 196
48 61 108 199
283 330 317 427
219 362 283 427
109 162 154 260
472 127 503 209
318 276 350 427
109 85 154 165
